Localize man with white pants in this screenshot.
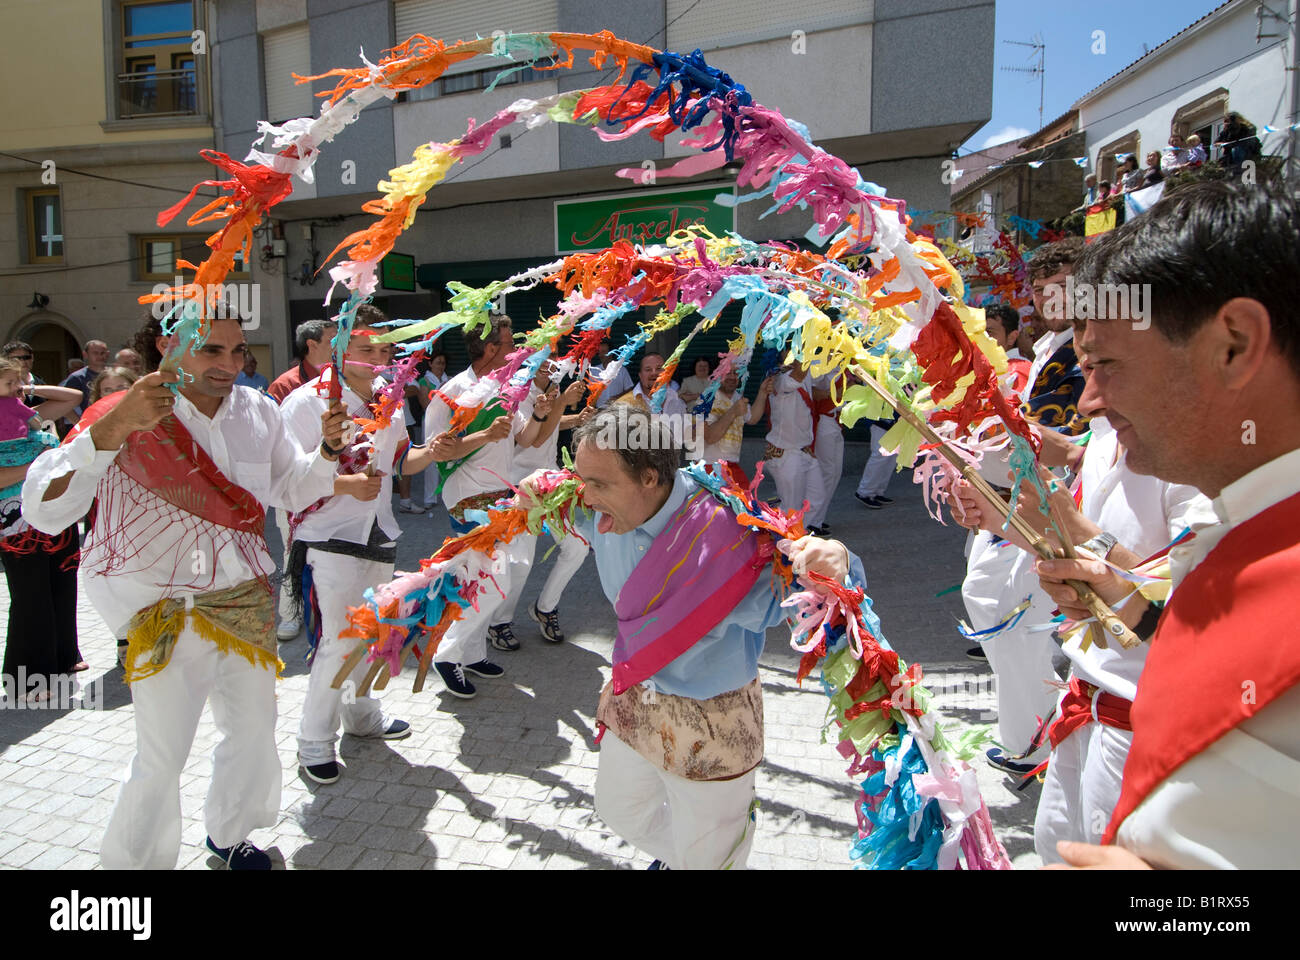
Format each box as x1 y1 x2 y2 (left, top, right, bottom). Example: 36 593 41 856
23 316 345 869
550 405 857 869
493 362 590 643
423 315 548 696
748 363 825 528
280 322 443 784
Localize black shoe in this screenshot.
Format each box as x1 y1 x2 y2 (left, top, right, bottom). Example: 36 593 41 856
300 760 340 784
819 523 832 534
529 602 565 643
206 836 272 870
464 659 504 679
647 859 670 870
435 661 477 698
488 623 519 652
855 493 883 509
873 495 894 505
986 748 1039 777
965 646 987 663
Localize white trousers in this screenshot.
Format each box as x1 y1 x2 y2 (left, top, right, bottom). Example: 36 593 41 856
808 417 844 528
1034 718 1133 862
962 533 1060 761
275 509 296 623
297 549 391 765
434 532 535 665
495 528 589 625
101 624 280 869
856 424 898 497
594 731 757 870
764 449 822 521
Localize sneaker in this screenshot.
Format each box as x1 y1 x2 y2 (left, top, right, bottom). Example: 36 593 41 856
116 640 129 668
488 623 519 652
647 859 670 870
378 718 411 740
276 619 301 641
873 495 895 505
965 646 988 663
435 661 477 699
529 603 565 643
985 747 1039 777
397 500 423 514
463 659 504 679
300 760 340 785
206 836 272 870
854 493 883 509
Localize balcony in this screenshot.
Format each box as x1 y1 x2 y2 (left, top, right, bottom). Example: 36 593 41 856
116 67 198 119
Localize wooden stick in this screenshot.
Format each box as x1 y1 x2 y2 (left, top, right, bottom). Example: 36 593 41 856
356 658 385 699
413 636 437 694
1047 494 1105 652
849 366 1140 648
372 643 412 692
330 642 368 690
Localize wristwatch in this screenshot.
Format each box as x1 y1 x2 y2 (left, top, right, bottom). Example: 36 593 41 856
1078 531 1117 560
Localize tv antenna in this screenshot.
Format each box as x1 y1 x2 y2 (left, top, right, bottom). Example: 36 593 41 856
1003 35 1046 133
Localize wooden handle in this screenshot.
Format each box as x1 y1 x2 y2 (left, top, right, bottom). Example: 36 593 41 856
330 643 367 690
849 364 1141 649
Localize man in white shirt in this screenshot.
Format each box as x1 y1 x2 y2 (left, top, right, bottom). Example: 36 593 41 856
1034 181 1300 870
963 240 1089 777
492 360 590 644
628 353 687 416
422 315 548 696
701 368 749 466
22 316 347 870
281 323 443 785
746 362 824 529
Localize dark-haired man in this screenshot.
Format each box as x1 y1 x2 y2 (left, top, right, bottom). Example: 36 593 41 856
423 315 550 694
23 315 348 869
268 319 337 404
1035 182 1300 870
560 404 859 869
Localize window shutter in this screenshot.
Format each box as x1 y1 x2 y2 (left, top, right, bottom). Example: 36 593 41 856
393 0 558 76
264 24 314 122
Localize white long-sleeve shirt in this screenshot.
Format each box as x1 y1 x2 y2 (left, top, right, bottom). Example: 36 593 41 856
21 385 337 634
1117 446 1300 868
279 376 404 546
765 372 814 452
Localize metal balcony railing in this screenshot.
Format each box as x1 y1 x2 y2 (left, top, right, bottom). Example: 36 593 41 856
116 67 198 118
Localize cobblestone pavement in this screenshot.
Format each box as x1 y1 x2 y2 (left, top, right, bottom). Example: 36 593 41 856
0 441 1043 870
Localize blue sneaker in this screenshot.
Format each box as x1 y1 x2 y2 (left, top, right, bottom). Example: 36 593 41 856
985 747 1038 777
647 859 670 870
206 837 272 870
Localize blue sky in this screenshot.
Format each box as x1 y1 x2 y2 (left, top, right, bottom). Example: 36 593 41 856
962 0 1227 155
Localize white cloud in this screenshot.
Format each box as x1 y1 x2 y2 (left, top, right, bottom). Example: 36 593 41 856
979 125 1032 150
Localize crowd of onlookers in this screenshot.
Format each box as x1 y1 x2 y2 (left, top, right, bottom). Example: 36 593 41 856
1075 111 1263 212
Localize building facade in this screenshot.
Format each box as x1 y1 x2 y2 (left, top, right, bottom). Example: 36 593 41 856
1074 0 1298 186
0 0 228 383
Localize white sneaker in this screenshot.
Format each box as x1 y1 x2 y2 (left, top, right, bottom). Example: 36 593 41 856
276 619 301 640
397 500 423 514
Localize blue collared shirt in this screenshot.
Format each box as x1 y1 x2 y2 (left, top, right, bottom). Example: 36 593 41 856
581 470 867 700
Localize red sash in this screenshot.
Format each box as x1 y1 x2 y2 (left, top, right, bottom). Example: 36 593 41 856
1048 677 1132 750
68 393 265 534
1103 491 1300 844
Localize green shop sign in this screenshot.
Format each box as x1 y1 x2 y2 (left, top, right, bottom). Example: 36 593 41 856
554 185 735 254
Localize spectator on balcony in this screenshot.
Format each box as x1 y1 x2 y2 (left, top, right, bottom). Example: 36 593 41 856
1217 112 1261 174
1141 151 1165 189
1185 134 1207 167
1162 132 1192 173
1119 155 1144 194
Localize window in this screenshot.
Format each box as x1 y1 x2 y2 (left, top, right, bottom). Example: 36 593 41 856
25 189 63 264
1098 131 1139 185
136 234 248 282
1174 88 1229 163
115 1 199 119
263 24 314 123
